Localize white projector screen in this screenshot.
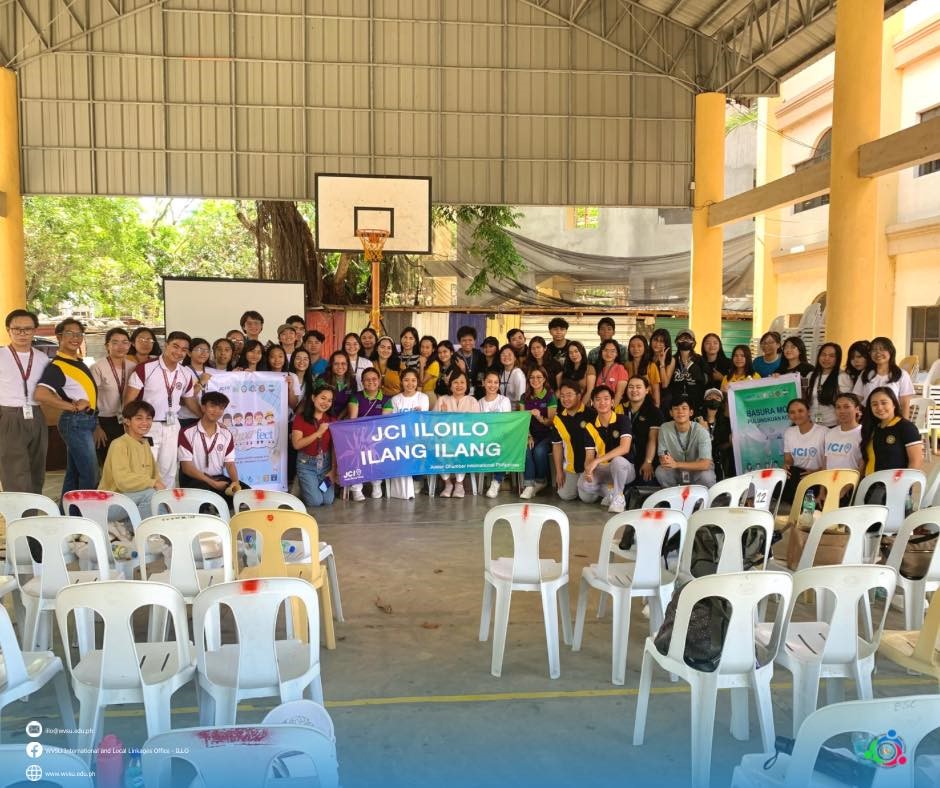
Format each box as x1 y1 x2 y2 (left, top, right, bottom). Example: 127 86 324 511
162 278 305 343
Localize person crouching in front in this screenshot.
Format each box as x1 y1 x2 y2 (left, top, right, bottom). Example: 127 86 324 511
99 400 165 518
577 385 635 514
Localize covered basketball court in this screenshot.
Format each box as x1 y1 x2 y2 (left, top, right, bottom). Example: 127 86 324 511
3 2 940 786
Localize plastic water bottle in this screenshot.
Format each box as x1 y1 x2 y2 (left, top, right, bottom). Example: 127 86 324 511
95 734 124 788
799 489 816 529
112 544 138 561
282 540 298 561
123 749 144 788
243 534 260 567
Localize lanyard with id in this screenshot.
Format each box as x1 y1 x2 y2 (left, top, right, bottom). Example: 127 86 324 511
9 347 35 419
108 358 128 422
200 429 220 469
162 367 179 425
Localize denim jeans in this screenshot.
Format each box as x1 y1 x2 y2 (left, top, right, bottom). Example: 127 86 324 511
296 452 335 508
524 437 552 486
58 410 100 498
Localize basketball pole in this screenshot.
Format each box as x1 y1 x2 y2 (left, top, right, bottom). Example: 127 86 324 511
370 257 381 331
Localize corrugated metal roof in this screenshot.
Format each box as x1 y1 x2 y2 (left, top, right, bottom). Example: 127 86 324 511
0 0 911 205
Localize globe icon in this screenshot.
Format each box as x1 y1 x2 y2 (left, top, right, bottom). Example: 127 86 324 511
25 764 43 782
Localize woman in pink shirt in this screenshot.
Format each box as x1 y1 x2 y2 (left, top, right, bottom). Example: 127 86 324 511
595 338 629 412
434 371 480 497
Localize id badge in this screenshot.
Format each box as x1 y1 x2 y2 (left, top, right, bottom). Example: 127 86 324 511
22 405 33 419
680 470 691 484
315 454 326 474
165 411 177 426
116 413 124 425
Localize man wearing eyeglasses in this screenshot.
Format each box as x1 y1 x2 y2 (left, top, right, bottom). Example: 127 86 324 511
0 310 51 495
35 318 100 498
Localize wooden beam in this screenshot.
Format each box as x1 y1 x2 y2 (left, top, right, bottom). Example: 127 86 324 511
858 115 940 177
707 160 830 227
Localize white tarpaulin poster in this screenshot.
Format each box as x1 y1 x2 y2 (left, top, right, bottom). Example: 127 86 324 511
205 371 288 491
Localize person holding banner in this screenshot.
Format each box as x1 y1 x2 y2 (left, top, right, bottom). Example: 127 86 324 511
578 385 634 513
519 367 558 500
291 385 337 508
390 369 430 499
212 338 235 372
552 380 595 501
655 396 716 488
721 345 761 392
178 391 243 503
346 367 394 501
781 398 828 503
479 370 513 498
434 371 481 498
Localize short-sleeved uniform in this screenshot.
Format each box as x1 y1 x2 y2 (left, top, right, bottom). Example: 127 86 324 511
864 417 921 474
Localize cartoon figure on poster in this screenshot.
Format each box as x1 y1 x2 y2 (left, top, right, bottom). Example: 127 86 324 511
206 372 288 491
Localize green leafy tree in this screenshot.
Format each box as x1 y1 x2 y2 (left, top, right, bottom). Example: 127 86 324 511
166 200 259 280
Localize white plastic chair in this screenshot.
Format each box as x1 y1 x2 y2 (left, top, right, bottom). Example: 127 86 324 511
769 505 888 573
923 461 940 509
706 474 754 508
141 725 338 788
731 695 940 787
759 564 897 737
62 489 144 571
479 504 572 679
192 577 323 726
151 488 230 522
633 571 793 788
55 580 195 755
884 507 940 631
677 508 775 579
7 516 113 653
263 700 336 778
748 468 786 517
643 484 708 516
0 745 93 787
852 468 926 533
572 509 688 685
135 514 234 642
910 396 933 454
0 604 75 745
232 490 343 622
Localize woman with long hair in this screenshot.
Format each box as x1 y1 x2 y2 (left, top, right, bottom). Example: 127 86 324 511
321 350 357 418
180 337 213 428
291 385 337 508
721 344 760 391
650 327 674 412
781 398 828 503
264 344 300 411
753 331 782 377
700 332 731 384
374 336 403 397
860 386 922 475
844 340 871 386
666 329 707 416
853 336 914 418
525 336 562 388
562 340 596 407
496 343 527 407
824 392 864 471
434 371 481 497
624 375 662 482
519 366 557 500
389 368 430 499
212 337 235 371
359 327 379 360
342 332 373 387
777 336 814 397
128 327 160 365
806 342 852 427
235 339 264 371
595 338 629 412
479 369 513 498
286 348 314 484
419 335 440 400
90 327 137 463
346 366 394 500
398 327 421 371
433 340 463 398
624 334 661 408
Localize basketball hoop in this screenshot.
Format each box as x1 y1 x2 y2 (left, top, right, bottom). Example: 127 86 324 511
356 228 390 263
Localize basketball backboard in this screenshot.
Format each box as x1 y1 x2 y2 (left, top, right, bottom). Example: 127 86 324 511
314 174 432 254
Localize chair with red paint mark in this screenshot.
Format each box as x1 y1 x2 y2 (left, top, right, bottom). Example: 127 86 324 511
479 503 572 679
642 485 708 516
141 724 338 788
192 578 324 726
747 468 786 518
62 489 146 571
853 468 927 533
151 488 230 523
228 510 336 649
6 516 113 653
883 507 940 631
135 514 234 642
572 508 688 685
54 580 195 756
677 508 775 582
232 489 343 623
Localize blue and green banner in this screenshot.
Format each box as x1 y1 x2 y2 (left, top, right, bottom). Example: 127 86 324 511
330 411 531 485
726 373 801 473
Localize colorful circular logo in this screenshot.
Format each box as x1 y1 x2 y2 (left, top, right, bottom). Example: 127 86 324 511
861 730 907 768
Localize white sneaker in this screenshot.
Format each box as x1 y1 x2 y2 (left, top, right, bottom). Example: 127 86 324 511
370 484 383 499
600 491 613 507
351 489 366 502
441 482 454 498
533 481 547 494
453 484 465 498
520 485 536 500
608 494 626 514
486 480 501 498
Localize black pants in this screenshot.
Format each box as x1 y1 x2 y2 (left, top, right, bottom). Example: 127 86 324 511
95 415 125 465
781 467 813 505
179 473 250 513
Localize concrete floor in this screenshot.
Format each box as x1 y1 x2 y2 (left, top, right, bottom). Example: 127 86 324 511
7 475 939 787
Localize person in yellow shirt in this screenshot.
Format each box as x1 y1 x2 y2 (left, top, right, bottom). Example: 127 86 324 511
721 345 761 391
99 400 165 518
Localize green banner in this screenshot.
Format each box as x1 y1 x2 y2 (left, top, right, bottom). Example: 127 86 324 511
726 374 801 473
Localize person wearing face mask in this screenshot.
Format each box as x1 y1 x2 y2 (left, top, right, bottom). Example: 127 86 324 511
696 388 733 480
666 329 707 417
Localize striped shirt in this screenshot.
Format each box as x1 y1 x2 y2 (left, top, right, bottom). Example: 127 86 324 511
37 354 97 409
551 405 596 474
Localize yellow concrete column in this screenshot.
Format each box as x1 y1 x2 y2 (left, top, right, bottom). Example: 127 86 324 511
690 92 725 341
753 96 782 336
825 0 883 350
0 68 26 322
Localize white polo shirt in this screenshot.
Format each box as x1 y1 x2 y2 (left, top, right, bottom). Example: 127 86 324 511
0 346 50 407
126 357 196 421
178 421 236 476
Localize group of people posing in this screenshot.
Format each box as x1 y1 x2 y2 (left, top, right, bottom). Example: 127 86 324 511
0 308 926 517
